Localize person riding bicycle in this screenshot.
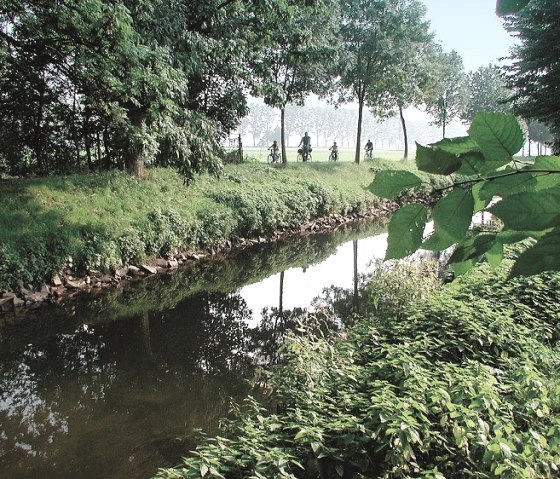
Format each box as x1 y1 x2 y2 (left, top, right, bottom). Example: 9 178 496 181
268 140 280 162
298 132 312 157
364 139 373 158
329 141 339 161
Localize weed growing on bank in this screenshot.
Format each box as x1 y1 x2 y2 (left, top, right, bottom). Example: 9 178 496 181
0 161 421 290
155 262 560 479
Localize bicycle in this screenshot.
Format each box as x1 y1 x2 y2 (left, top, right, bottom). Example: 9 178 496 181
297 147 312 162
364 148 373 161
267 148 280 164
328 149 338 161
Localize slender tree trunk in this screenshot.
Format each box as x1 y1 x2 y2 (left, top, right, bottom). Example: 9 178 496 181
528 139 532 157
399 104 409 161
71 90 82 169
281 107 287 164
34 78 46 173
279 271 284 315
96 130 102 172
125 110 146 178
354 97 364 164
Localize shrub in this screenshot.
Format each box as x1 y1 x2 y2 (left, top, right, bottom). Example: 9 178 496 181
155 263 560 479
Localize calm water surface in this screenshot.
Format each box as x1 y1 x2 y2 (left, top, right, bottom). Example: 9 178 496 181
0 221 389 479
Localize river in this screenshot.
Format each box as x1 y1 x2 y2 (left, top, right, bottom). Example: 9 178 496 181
0 220 390 479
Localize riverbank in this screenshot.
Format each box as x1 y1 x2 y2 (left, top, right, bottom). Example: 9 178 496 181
155 261 560 478
0 159 437 311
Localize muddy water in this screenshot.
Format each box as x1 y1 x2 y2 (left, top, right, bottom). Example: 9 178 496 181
0 220 389 479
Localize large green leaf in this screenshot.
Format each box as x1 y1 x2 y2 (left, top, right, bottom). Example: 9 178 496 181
509 229 560 277
368 170 423 199
496 230 542 244
430 136 486 176
471 182 492 213
496 0 530 16
485 242 504 269
489 190 560 231
526 157 560 191
478 171 537 200
532 155 560 170
385 204 429 260
452 258 479 277
422 188 474 250
416 143 461 175
449 233 497 264
430 136 480 155
468 112 524 171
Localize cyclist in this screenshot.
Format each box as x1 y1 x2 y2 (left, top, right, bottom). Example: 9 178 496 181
298 131 312 161
364 139 373 159
329 141 339 161
268 140 280 163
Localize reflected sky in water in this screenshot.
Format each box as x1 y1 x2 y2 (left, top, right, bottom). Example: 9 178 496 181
241 233 388 326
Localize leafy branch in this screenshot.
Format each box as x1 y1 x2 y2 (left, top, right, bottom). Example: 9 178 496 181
369 111 560 278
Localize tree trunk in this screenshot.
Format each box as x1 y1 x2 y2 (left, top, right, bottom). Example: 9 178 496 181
279 270 284 315
281 107 287 164
96 130 102 172
399 104 409 161
354 97 364 164
34 78 46 173
125 110 146 178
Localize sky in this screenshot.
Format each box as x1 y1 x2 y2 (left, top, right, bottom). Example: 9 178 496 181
421 0 517 72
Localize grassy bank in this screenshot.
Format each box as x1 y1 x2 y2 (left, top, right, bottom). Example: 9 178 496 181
155 262 560 479
0 158 423 291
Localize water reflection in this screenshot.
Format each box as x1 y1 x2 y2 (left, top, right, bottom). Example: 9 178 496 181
0 220 388 479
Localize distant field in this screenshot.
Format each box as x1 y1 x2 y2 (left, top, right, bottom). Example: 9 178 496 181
232 147 407 163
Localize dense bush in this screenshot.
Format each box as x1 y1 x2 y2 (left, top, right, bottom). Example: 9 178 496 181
155 263 560 479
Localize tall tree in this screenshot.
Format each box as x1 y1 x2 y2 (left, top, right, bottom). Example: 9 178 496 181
502 0 560 149
424 50 468 139
335 0 431 164
250 1 338 163
461 64 512 124
369 3 437 160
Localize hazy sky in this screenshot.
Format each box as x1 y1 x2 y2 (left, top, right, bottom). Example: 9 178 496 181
422 0 517 72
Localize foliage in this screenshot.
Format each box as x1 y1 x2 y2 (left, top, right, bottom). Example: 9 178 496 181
424 50 468 138
334 0 434 164
461 64 513 124
368 111 560 277
154 261 560 479
0 0 260 180
502 0 560 149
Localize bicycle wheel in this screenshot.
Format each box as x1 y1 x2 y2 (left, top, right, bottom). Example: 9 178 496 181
267 153 273 164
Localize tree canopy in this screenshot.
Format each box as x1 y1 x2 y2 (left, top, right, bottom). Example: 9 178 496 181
502 0 560 150
333 0 435 164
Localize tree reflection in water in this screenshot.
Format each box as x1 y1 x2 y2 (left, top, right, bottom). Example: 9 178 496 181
0 291 255 479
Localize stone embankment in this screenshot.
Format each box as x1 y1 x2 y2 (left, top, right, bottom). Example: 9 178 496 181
0 203 399 315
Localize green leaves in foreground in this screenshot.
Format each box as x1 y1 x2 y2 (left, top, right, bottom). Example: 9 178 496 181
368 170 423 199
382 111 560 277
386 204 428 259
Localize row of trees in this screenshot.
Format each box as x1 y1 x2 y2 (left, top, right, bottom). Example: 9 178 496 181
237 102 468 151
1 0 557 179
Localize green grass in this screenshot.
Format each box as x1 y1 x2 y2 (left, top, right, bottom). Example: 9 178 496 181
0 157 420 290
